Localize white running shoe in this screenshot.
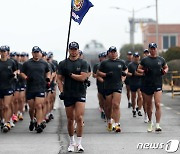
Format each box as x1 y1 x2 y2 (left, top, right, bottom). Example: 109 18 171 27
147 121 153 132
77 144 84 152
10 121 15 128
68 143 76 152
144 114 148 123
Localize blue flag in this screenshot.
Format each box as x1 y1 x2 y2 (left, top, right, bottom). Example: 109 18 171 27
71 0 94 24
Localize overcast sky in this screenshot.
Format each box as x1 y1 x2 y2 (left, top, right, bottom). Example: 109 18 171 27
0 0 179 61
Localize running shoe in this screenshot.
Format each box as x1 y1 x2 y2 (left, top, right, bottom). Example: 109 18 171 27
25 104 28 111
10 120 15 128
132 110 136 117
68 143 76 152
29 120 36 131
40 121 46 129
115 125 121 133
144 114 148 123
107 122 112 132
2 125 9 133
136 107 139 112
45 117 50 123
0 121 4 130
155 126 162 132
112 122 116 131
77 144 84 152
36 125 43 133
2 123 11 133
49 113 54 120
101 111 104 119
12 114 18 123
102 112 106 120
128 102 131 108
147 121 153 132
18 114 24 121
138 111 142 116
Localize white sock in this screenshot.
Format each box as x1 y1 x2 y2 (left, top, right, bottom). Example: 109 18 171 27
115 123 119 126
77 137 82 145
69 135 75 144
156 123 160 128
108 119 111 123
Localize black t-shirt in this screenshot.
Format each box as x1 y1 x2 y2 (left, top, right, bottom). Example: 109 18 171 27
140 56 166 86
58 58 88 98
52 60 58 71
18 62 26 86
21 58 50 92
99 59 127 89
88 64 91 73
125 60 131 82
128 62 141 86
93 63 104 91
0 59 17 89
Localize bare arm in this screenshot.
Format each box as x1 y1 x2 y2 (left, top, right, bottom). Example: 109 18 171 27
57 74 64 93
97 70 106 78
122 68 128 82
70 72 88 82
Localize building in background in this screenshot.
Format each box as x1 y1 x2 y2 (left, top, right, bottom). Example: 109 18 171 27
142 24 180 51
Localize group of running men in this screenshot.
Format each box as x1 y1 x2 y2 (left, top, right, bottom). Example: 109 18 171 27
93 42 168 135
0 41 168 153
0 45 58 134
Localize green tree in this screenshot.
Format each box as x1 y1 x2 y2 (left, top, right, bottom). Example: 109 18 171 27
119 44 144 60
163 47 180 62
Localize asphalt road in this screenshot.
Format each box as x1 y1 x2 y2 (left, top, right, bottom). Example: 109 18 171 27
0 77 180 154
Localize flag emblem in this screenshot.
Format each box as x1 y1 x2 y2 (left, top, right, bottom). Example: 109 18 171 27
73 0 84 11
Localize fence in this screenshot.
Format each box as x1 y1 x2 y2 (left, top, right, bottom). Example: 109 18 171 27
163 71 180 98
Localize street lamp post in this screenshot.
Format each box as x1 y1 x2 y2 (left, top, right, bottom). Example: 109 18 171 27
111 5 155 50
155 0 159 45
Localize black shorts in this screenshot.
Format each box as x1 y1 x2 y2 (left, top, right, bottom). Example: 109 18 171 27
0 89 14 98
144 86 162 95
19 85 26 92
64 97 86 107
130 85 141 92
140 86 146 93
104 88 122 96
124 78 129 85
26 92 45 100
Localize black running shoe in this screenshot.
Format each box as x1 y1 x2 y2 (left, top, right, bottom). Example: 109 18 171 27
136 107 139 112
25 104 28 112
49 113 54 120
138 111 142 116
2 125 9 133
36 125 43 133
132 111 136 117
29 121 35 131
128 102 131 108
40 121 46 129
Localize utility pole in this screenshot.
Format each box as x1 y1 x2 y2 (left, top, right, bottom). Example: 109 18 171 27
155 0 159 45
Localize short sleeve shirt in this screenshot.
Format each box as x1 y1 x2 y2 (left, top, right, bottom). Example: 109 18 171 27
99 59 127 89
58 58 88 98
0 59 17 89
140 56 166 86
93 63 104 91
21 58 50 92
128 62 141 86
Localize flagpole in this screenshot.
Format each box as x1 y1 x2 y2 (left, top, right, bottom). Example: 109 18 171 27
65 1 73 60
